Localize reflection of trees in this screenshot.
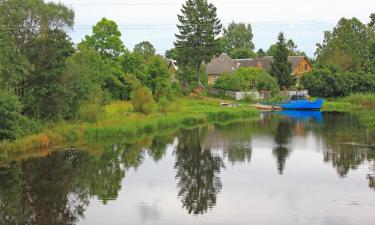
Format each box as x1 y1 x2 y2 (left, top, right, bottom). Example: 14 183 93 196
174 128 224 215
0 150 90 225
272 120 293 174
147 133 173 162
226 145 252 164
0 132 172 225
318 114 375 177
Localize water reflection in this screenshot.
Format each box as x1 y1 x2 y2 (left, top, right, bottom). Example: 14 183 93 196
272 120 293 174
0 112 375 224
174 127 224 214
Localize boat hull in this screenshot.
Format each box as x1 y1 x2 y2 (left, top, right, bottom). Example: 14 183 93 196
272 99 324 110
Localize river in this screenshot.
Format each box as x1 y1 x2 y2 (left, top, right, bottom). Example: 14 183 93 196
0 111 374 225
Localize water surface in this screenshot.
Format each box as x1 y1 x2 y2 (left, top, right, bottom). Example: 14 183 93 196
1 111 375 225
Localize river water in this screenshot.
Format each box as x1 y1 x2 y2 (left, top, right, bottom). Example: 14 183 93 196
0 111 375 225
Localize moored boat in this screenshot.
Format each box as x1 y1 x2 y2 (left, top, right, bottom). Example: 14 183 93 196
272 98 324 110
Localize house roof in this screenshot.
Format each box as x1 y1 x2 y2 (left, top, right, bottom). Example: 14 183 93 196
205 53 237 75
234 56 308 71
165 59 179 71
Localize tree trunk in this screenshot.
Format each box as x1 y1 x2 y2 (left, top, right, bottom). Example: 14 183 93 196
195 63 202 88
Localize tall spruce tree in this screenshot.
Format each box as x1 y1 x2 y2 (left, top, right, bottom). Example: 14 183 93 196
269 32 293 89
174 0 222 87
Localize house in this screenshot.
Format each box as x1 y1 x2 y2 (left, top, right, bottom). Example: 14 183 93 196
205 53 237 85
233 56 312 83
165 59 178 81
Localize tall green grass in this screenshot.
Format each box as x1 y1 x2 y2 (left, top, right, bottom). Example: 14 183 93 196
0 97 259 153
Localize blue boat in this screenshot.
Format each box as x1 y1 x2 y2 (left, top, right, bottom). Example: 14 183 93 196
272 99 324 110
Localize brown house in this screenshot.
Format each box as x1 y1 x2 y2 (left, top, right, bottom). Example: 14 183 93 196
234 56 312 83
206 53 237 85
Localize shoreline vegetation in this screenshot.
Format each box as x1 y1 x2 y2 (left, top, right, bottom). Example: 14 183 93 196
0 97 259 154
1 93 375 156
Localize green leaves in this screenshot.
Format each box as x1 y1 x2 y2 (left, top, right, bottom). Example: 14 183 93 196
175 0 222 85
82 18 125 59
222 22 255 59
269 32 293 89
133 41 156 59
316 15 374 72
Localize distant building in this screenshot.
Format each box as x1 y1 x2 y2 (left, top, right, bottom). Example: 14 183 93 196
205 53 237 85
205 54 312 85
233 56 312 83
165 59 178 81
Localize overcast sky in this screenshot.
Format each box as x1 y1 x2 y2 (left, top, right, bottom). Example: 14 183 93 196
52 0 374 57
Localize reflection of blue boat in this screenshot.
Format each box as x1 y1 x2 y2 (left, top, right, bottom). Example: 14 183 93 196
276 110 323 123
272 99 323 110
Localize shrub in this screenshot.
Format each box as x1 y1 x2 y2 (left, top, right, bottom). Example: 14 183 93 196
214 67 279 93
0 91 23 141
79 103 105 123
131 81 156 115
301 66 375 97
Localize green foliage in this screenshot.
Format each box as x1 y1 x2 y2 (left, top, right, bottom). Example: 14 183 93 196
79 103 105 123
158 97 170 114
315 15 374 72
131 81 156 115
133 41 156 59
165 48 179 60
267 39 305 57
229 48 256 59
301 66 375 97
21 30 75 120
62 46 109 118
214 67 279 93
175 0 222 86
81 18 125 59
269 33 294 89
222 22 255 59
0 91 23 141
0 0 74 52
145 56 172 101
0 27 31 91
257 48 266 58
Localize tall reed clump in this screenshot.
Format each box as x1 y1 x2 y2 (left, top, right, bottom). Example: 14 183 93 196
322 101 354 112
341 93 375 107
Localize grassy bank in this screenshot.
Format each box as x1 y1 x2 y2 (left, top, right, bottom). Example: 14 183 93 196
0 97 259 153
322 93 375 112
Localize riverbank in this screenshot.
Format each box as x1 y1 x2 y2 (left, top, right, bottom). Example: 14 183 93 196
322 93 375 112
0 97 259 153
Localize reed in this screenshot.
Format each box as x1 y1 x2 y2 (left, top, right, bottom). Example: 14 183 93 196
0 97 259 153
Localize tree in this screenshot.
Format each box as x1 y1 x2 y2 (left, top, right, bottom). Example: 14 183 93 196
21 30 75 120
286 39 297 53
0 26 30 93
62 46 109 118
146 56 172 101
174 0 222 87
315 16 373 72
133 41 156 59
0 0 74 52
269 33 293 89
222 22 255 58
369 13 375 27
257 48 266 58
165 48 179 60
82 18 125 59
0 91 23 140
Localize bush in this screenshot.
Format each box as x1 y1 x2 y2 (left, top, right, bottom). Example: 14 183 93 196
214 67 279 93
131 81 156 115
0 91 24 141
79 103 105 123
301 66 375 97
